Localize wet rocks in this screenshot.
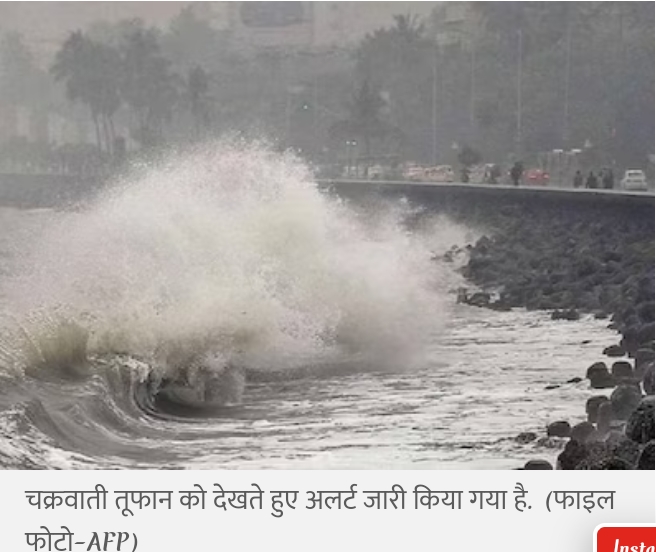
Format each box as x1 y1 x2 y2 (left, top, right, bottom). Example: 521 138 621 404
586 395 609 423
551 309 581 321
523 459 553 470
603 344 625 357
635 349 655 377
637 441 654 469
625 396 655 444
547 420 571 438
643 362 655 396
515 431 537 444
557 440 587 470
457 198 653 470
611 361 635 384
586 362 615 389
610 384 642 420
570 421 595 443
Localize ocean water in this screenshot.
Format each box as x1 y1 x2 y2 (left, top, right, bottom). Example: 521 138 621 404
0 144 616 469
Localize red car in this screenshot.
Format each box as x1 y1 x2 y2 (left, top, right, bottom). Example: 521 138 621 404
525 168 550 186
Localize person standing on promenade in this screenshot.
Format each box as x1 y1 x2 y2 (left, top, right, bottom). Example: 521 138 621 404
510 162 523 186
585 171 598 189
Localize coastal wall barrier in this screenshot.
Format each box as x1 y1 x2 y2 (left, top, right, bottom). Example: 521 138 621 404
318 179 655 219
0 173 653 217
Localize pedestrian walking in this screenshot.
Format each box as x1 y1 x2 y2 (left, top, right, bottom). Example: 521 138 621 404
585 171 598 189
510 162 523 186
573 170 583 188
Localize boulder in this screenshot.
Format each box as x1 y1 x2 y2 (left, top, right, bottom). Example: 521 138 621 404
611 437 642 467
611 361 634 382
586 361 616 388
515 432 537 444
570 422 595 443
557 440 587 470
638 322 655 346
586 395 610 423
523 459 553 470
625 396 655 444
637 301 655 323
551 309 580 321
467 292 491 307
637 441 654 470
547 420 571 438
576 457 632 470
610 384 642 421
603 344 625 357
586 362 608 379
643 362 655 396
597 402 614 435
634 349 655 378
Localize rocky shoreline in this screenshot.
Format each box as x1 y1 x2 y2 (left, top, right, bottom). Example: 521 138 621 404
455 208 654 470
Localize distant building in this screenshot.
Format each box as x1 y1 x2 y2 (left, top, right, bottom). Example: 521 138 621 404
215 2 441 53
431 2 482 48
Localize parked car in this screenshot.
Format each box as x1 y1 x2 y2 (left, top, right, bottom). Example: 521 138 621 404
525 168 550 186
367 164 387 180
404 165 426 181
620 169 648 191
423 165 454 182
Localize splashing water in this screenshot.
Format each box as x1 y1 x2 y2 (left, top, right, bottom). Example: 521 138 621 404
0 142 453 408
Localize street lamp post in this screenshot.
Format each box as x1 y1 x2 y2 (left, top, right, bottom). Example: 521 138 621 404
515 29 523 158
346 139 358 177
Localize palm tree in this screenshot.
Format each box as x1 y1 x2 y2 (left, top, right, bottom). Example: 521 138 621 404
119 27 179 147
51 32 122 154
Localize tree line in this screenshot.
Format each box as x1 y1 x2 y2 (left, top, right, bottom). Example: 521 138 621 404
0 2 653 173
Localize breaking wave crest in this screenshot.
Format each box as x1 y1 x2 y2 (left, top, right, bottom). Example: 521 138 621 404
0 141 456 413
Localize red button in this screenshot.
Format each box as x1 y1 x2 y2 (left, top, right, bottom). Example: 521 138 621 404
596 526 656 552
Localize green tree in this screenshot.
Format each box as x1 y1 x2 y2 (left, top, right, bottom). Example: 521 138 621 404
354 14 435 161
330 77 394 172
119 27 179 147
51 31 122 154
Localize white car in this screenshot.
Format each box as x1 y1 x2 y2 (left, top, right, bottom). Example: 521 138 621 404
620 169 648 191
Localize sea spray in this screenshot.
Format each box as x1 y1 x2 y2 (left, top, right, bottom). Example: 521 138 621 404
0 142 460 398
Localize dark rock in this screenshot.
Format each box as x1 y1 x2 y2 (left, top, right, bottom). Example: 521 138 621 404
610 384 642 421
643 362 655 396
535 436 563 448
635 349 655 377
586 361 608 379
603 344 625 357
597 402 615 435
567 377 583 384
466 292 491 307
586 395 610 423
611 361 634 382
577 457 632 470
571 422 595 443
638 322 655 346
523 459 553 470
557 440 587 470
551 309 580 321
625 396 655 444
611 437 642 467
637 441 654 470
547 420 571 438
586 361 616 388
515 431 537 444
637 301 655 323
